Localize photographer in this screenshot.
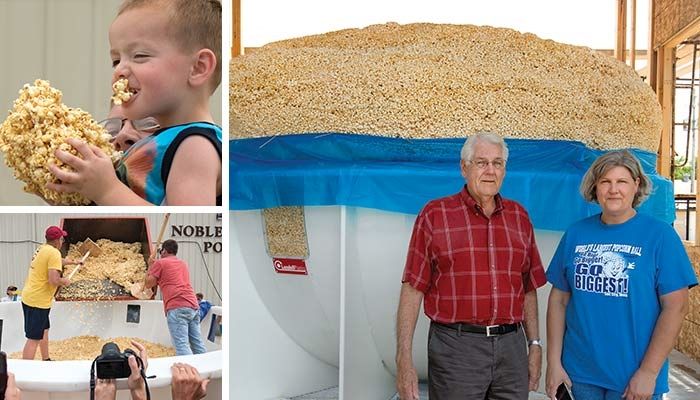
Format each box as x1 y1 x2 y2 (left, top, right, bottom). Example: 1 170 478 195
170 363 209 400
94 341 209 400
4 372 21 400
94 341 148 400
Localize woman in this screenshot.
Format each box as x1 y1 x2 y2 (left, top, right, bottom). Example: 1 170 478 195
100 104 160 152
545 150 697 400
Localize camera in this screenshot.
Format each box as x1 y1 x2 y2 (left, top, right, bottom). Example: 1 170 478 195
95 342 136 379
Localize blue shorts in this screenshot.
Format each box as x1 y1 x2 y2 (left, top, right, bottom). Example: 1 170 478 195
571 381 662 400
22 302 50 340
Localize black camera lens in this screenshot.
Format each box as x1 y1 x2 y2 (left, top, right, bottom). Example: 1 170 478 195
101 342 121 357
96 342 132 379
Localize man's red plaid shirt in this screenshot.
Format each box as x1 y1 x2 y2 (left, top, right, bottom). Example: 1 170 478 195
402 186 547 325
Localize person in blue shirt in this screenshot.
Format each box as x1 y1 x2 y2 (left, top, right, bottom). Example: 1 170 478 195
1 285 20 302
196 292 212 321
545 150 697 400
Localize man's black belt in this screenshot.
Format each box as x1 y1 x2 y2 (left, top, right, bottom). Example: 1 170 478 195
436 322 519 336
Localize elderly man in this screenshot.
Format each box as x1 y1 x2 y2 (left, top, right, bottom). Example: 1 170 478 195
21 226 81 360
396 132 547 399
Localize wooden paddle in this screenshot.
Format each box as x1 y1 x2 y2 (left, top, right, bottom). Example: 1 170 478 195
130 213 171 299
54 250 90 299
78 238 101 257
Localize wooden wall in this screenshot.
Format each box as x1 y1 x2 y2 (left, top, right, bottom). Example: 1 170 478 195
678 243 700 362
653 0 700 47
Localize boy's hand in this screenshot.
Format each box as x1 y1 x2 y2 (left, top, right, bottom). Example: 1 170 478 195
47 138 120 203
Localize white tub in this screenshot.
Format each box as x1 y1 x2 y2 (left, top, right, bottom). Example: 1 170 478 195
231 206 562 399
0 300 222 400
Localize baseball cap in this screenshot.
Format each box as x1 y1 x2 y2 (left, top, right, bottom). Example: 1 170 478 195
45 226 68 240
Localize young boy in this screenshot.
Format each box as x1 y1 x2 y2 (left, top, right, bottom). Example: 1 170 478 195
47 0 222 205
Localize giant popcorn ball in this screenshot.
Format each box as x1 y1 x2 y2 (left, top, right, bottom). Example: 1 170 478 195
231 22 661 151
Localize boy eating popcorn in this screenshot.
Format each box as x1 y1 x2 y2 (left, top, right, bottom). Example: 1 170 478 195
48 0 222 206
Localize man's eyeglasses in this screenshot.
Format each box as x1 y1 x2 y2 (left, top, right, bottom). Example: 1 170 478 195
98 117 160 137
470 158 506 170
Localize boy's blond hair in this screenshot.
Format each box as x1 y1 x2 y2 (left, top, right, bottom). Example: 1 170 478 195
118 0 222 92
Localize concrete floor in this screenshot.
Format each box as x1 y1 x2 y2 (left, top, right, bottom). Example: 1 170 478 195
288 350 700 399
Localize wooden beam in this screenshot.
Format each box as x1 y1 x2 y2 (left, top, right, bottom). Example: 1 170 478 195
616 0 628 62
595 49 648 57
233 0 241 57
630 0 636 69
677 42 697 60
657 46 675 178
676 58 698 77
647 0 657 90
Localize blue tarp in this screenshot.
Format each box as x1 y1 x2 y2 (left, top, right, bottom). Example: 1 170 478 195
230 133 674 231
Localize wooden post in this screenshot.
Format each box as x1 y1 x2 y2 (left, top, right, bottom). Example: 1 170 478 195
630 0 636 69
233 0 241 57
647 0 657 89
657 46 675 179
616 0 628 62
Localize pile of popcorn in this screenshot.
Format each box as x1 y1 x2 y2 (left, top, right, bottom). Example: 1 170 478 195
0 80 120 205
263 206 309 258
60 239 147 300
10 335 175 360
231 22 662 151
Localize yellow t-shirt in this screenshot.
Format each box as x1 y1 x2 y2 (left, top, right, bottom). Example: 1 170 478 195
21 244 63 309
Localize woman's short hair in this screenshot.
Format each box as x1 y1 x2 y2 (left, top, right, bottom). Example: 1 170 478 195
579 150 652 208
460 132 509 161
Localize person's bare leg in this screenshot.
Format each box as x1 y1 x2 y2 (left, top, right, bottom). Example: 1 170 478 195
39 329 49 360
22 339 40 360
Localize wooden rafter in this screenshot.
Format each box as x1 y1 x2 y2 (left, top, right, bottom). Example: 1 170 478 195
630 0 636 69
616 0 628 62
233 0 241 57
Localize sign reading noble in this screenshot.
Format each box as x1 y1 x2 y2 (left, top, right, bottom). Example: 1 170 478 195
273 258 308 275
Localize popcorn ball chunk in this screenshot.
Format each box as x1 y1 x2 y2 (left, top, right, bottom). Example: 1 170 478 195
111 78 133 105
231 23 662 151
0 80 119 205
61 239 148 300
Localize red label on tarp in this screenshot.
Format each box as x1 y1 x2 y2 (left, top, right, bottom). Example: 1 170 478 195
273 258 308 275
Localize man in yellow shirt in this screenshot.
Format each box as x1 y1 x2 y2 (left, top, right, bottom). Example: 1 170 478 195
21 226 82 360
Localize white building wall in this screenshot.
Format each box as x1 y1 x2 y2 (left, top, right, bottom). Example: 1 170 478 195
0 213 222 305
0 0 223 205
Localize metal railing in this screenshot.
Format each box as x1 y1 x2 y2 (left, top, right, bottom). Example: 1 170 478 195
675 194 696 241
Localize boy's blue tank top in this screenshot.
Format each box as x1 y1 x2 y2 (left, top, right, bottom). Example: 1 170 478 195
116 122 222 205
